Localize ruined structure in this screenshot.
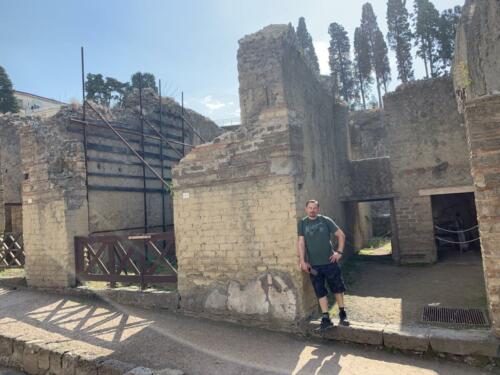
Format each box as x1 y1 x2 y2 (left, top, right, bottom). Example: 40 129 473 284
173 25 346 326
172 22 492 329
453 0 500 336
347 77 474 263
1 2 499 337
0 90 221 287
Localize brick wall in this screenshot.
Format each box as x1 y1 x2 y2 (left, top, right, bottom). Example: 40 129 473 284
0 115 23 233
463 95 500 336
21 113 88 287
173 25 343 326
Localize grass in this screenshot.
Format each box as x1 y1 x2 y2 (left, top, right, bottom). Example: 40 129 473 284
0 268 25 278
358 237 392 256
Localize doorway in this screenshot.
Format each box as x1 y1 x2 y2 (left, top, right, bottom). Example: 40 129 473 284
431 192 480 262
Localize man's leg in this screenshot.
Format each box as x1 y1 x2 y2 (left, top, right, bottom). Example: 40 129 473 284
311 270 333 329
319 296 329 313
334 293 344 308
334 293 349 326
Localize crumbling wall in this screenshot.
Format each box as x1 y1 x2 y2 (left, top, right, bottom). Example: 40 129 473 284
453 0 500 337
21 112 88 287
384 77 471 263
0 115 23 233
348 109 387 160
173 25 343 327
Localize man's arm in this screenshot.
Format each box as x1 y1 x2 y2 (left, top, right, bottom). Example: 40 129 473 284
329 228 346 263
297 235 310 272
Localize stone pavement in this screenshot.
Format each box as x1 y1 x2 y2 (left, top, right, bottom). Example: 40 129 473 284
0 287 497 375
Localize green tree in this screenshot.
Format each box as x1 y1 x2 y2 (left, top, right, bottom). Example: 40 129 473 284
131 72 158 92
328 22 355 102
0 66 19 114
106 77 129 107
353 27 373 109
374 29 391 93
85 74 129 107
296 17 320 75
386 0 414 83
361 2 384 107
85 73 108 105
413 0 440 78
437 6 461 74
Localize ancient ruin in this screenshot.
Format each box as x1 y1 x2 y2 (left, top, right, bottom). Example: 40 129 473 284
0 0 499 342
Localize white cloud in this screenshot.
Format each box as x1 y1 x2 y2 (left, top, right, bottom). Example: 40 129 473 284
202 95 226 111
313 40 330 75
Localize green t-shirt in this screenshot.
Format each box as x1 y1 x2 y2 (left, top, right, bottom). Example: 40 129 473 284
298 215 339 266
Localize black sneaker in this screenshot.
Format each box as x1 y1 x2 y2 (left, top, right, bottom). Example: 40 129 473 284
320 316 334 330
339 309 350 326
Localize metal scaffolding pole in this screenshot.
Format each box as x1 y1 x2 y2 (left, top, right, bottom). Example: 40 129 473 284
159 79 166 233
139 75 148 234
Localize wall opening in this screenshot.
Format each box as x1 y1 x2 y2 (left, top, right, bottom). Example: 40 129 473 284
431 192 481 262
344 199 396 261
4 203 22 233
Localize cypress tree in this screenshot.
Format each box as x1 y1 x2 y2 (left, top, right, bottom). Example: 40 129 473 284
0 66 19 114
386 0 414 83
361 2 384 107
328 22 355 103
374 29 391 93
297 17 320 75
353 27 372 109
413 0 440 78
437 6 461 74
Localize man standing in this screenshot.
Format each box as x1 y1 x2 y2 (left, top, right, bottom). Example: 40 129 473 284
297 199 349 329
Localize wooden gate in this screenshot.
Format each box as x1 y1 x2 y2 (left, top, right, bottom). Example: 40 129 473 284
0 233 24 268
75 231 177 289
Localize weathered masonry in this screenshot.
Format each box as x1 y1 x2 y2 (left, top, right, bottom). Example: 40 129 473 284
2 3 500 337
453 0 500 337
173 25 347 327
0 90 221 287
346 77 474 264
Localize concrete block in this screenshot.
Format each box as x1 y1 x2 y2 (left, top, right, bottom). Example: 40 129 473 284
310 321 384 345
154 369 184 375
75 357 98 375
429 328 500 357
48 349 64 375
97 359 135 375
38 347 51 372
12 340 25 368
124 367 153 375
23 343 40 375
0 335 13 356
62 352 79 375
383 325 430 352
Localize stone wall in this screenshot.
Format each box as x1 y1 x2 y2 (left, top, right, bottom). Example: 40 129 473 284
348 109 386 160
347 77 472 263
21 112 88 287
453 0 500 336
384 78 472 263
4 90 220 287
173 25 343 327
0 115 23 233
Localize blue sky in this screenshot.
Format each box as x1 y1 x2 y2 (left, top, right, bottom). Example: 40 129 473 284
0 0 460 125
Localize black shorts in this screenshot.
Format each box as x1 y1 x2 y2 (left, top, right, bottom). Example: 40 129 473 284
310 262 346 298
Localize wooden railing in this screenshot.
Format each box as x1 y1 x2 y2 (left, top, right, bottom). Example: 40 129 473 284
0 233 24 268
75 231 177 289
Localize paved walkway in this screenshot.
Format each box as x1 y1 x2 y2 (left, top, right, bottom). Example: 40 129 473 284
0 287 494 375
